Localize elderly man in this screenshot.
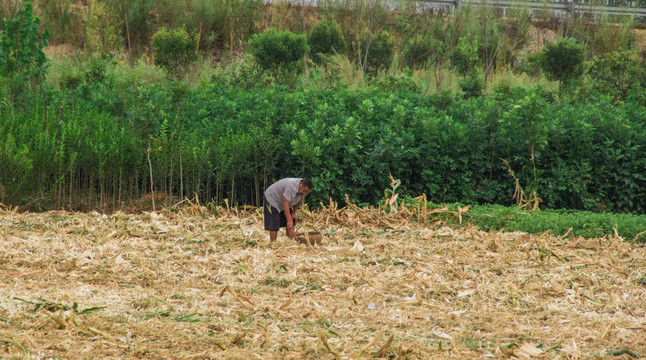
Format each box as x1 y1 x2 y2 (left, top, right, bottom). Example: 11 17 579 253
263 178 313 241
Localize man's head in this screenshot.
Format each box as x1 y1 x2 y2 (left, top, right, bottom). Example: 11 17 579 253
298 178 313 196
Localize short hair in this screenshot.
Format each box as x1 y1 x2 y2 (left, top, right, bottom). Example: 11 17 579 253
301 178 313 190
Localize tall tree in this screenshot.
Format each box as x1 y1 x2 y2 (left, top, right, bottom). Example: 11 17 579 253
106 0 153 66
539 37 585 96
0 1 49 79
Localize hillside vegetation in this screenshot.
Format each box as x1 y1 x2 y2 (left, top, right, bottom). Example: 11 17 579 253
1 0 645 214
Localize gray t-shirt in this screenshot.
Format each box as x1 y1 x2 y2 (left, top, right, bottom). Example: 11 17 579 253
264 178 303 212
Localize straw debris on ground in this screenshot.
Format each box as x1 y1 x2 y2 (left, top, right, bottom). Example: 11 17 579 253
1 199 644 359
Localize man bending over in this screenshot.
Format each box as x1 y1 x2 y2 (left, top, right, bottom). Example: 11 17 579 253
263 178 313 241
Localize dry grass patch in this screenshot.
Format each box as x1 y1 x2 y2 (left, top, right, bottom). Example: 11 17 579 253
0 203 644 359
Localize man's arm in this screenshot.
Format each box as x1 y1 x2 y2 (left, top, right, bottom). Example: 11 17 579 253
283 197 295 238
292 199 302 223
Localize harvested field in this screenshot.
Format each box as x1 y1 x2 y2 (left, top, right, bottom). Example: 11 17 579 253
1 202 645 359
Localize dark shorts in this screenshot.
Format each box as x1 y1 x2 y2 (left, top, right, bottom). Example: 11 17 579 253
264 196 294 231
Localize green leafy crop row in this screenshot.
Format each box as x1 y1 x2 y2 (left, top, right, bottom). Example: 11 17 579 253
1 66 645 213
462 204 646 241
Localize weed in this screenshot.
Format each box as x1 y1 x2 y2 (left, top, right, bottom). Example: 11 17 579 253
262 277 292 288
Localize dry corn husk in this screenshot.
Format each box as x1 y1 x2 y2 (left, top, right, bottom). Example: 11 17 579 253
0 201 644 359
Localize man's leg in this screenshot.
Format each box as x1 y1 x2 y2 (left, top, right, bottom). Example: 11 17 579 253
264 195 280 241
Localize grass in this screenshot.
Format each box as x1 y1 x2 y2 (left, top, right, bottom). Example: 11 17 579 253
435 203 646 242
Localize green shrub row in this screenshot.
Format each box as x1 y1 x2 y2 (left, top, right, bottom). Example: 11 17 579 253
460 204 646 242
4 0 641 83
1 70 645 213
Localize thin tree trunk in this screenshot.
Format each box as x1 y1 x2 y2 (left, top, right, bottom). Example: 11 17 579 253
489 107 499 181
69 170 73 208
229 17 234 54
56 103 64 152
101 179 104 210
57 176 61 209
255 166 259 207
216 175 219 205
231 174 235 206
177 103 183 200
169 151 173 201
55 103 65 209
435 62 444 93
206 171 211 204
118 160 123 206
482 9 489 93
89 173 93 209
41 95 48 197
197 18 203 52
263 157 268 202
125 12 133 68
361 38 372 75
147 139 156 211
135 168 139 200
43 94 48 132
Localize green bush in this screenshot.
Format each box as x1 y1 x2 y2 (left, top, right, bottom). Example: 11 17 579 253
249 28 309 75
0 1 49 79
210 56 272 90
451 37 479 76
360 30 394 74
369 71 420 93
85 1 121 55
1 72 645 214
572 21 635 58
465 205 646 241
587 50 646 102
401 35 437 69
308 20 347 64
539 38 585 92
151 27 197 77
83 55 110 84
125 0 155 49
458 75 483 99
108 59 167 90
515 51 541 77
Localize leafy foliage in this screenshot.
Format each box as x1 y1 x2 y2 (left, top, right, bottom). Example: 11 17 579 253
1 0 645 225
0 1 49 79
360 30 394 74
151 27 197 77
466 205 646 241
458 75 484 99
451 37 479 77
587 50 646 102
38 0 85 47
185 0 262 53
450 37 483 97
308 20 347 64
539 37 585 90
401 35 436 69
85 1 122 55
249 28 309 75
125 0 154 48
1 59 646 215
